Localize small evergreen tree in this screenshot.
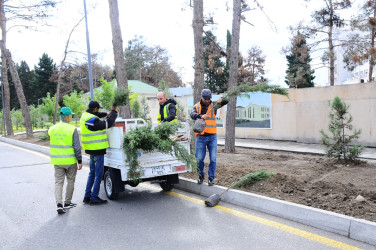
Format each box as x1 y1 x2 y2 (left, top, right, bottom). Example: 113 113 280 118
320 96 363 164
285 33 315 88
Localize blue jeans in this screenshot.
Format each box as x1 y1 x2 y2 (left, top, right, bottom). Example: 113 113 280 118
195 134 217 180
84 155 104 200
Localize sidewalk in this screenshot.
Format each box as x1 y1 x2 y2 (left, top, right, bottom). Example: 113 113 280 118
217 137 376 161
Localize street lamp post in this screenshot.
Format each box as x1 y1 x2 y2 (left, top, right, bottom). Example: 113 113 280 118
83 0 94 101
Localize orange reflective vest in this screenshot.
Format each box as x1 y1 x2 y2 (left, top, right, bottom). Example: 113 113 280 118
193 102 217 136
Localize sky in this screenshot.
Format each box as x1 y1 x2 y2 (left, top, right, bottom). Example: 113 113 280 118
6 0 331 88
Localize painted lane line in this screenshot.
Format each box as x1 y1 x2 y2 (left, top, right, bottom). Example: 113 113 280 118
1 142 50 159
167 191 361 250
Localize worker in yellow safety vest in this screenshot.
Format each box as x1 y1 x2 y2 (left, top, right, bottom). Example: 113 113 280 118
157 92 177 123
190 89 228 186
80 101 118 206
48 107 82 214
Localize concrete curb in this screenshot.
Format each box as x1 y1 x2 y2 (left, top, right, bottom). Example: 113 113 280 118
1 136 375 246
176 177 376 247
0 136 90 165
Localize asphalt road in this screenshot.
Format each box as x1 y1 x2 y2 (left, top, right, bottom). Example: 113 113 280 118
0 141 375 250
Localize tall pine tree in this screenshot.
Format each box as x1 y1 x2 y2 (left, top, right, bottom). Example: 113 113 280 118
31 53 56 105
285 33 315 88
17 61 33 105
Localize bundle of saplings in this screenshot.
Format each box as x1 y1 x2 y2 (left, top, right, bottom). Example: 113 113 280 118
113 87 130 106
123 122 196 180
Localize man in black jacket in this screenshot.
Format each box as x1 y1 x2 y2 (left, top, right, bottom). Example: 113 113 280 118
157 92 177 123
80 101 118 205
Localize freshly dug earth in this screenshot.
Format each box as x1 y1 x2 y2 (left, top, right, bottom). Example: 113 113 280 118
9 132 376 222
182 146 376 223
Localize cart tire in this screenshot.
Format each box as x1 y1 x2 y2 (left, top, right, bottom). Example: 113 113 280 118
104 170 119 200
160 182 174 191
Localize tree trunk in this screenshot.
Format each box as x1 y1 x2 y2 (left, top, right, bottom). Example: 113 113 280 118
224 0 242 153
108 0 130 118
369 8 376 82
0 43 33 137
0 0 13 135
328 0 335 86
192 0 204 104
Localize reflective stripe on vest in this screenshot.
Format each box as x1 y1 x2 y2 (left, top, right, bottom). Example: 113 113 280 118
80 112 109 150
48 122 77 165
157 103 177 123
194 102 217 136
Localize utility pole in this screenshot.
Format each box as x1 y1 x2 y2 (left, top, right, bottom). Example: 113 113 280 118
83 0 94 101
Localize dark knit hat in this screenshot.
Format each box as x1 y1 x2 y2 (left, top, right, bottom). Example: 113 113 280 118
88 101 102 109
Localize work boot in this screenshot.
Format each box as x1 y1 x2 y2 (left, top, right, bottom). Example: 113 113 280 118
83 197 90 204
208 177 215 186
197 175 204 184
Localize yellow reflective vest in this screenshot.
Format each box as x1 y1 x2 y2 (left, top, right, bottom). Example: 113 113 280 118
157 103 177 123
80 112 109 151
48 122 77 165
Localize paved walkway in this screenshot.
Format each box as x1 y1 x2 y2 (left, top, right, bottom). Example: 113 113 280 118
217 137 376 161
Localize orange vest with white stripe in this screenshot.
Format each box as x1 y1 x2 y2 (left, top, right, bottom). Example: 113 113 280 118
194 102 217 136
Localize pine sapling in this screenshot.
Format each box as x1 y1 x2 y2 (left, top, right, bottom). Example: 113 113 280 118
320 96 363 164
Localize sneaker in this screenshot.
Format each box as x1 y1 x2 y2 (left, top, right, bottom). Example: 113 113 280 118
57 203 66 214
89 197 108 206
208 178 215 186
197 175 204 184
83 197 90 204
64 203 77 209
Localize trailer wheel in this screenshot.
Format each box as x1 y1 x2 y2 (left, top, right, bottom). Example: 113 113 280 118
160 182 174 191
104 170 119 200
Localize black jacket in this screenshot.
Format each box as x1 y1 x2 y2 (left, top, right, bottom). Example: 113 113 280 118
84 109 118 155
159 98 177 122
190 99 229 120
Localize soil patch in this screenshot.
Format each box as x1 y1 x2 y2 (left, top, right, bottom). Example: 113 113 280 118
8 131 376 222
182 146 376 222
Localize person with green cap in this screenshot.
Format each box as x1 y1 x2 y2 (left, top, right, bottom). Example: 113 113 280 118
48 107 82 214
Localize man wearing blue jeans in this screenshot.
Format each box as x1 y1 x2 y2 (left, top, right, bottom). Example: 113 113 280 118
80 101 117 205
191 89 228 186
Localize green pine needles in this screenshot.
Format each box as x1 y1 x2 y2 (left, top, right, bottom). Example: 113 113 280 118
224 83 289 100
113 87 130 106
230 170 275 189
320 96 363 164
123 122 196 181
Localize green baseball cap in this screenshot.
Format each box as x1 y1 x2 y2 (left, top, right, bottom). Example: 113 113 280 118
59 107 74 117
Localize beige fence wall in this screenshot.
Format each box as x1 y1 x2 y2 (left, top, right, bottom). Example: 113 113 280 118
217 83 376 147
